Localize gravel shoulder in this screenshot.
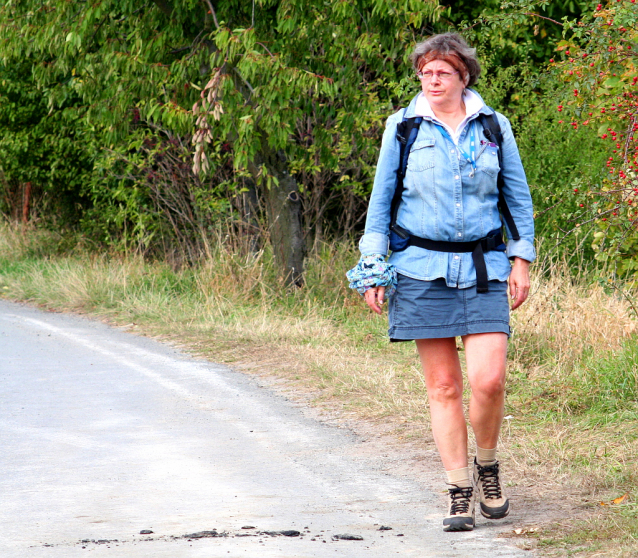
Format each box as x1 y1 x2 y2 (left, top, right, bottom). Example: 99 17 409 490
0 300 534 557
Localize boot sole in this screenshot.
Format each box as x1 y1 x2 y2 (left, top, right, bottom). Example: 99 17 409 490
479 501 510 519
443 523 474 532
443 517 475 531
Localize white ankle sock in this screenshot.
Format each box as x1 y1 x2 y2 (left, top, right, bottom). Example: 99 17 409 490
476 445 497 466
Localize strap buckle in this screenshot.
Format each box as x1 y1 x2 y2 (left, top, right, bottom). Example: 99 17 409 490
390 224 410 240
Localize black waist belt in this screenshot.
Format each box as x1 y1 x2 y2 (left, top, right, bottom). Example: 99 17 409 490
407 231 504 293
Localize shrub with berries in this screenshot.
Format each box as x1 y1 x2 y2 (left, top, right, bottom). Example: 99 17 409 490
547 0 638 276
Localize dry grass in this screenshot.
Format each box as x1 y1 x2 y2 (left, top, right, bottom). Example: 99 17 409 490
513 255 637 376
1 224 637 555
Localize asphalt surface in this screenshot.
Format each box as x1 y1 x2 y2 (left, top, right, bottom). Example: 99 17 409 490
0 300 532 557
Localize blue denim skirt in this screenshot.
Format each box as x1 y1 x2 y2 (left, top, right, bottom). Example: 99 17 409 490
388 274 510 342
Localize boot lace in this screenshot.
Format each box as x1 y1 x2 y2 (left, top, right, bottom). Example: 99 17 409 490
448 486 473 515
477 462 502 499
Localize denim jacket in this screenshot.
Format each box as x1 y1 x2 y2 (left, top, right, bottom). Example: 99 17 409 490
359 91 535 289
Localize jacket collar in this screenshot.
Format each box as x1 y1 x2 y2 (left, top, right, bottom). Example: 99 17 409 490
402 89 495 120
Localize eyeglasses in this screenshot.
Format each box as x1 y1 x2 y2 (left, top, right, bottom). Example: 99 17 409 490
416 70 460 81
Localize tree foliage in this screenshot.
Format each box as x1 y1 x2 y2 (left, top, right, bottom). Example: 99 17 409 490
0 0 442 280
0 61 93 224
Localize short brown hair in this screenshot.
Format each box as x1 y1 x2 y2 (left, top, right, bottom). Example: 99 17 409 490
410 33 481 87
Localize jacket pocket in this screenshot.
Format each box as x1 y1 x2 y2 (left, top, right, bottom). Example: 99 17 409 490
478 145 500 177
407 138 435 172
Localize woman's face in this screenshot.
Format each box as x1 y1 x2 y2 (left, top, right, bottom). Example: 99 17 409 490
418 58 468 110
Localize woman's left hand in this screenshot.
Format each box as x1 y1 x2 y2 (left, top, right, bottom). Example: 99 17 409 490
364 286 386 315
509 257 530 310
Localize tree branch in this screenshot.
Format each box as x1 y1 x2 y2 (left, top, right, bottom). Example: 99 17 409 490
233 67 254 96
170 29 205 59
256 42 275 57
202 0 220 30
523 12 564 27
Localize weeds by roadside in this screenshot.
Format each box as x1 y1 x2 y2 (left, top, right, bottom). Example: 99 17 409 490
0 224 637 556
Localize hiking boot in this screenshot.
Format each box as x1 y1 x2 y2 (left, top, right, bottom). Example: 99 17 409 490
442 485 475 531
473 458 510 519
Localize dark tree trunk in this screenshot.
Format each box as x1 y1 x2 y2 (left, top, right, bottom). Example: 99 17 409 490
254 146 305 287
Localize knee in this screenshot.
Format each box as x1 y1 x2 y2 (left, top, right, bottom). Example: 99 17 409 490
472 373 505 400
428 376 463 403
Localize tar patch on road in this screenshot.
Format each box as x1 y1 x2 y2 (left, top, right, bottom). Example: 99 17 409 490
32 524 401 550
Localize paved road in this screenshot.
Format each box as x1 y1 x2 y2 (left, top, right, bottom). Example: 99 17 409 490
0 300 530 557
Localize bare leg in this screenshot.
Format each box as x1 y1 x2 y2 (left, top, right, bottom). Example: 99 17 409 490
416 338 467 471
462 332 508 449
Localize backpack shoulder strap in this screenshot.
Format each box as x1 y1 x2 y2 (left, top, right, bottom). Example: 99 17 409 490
479 111 502 146
390 112 422 235
478 110 520 241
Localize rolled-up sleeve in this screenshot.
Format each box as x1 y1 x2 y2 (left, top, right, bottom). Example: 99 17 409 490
497 114 536 263
358 114 401 256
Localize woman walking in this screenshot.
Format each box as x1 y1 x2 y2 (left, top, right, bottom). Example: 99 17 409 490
347 33 535 531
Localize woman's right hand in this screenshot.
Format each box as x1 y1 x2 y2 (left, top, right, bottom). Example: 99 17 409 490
364 286 386 315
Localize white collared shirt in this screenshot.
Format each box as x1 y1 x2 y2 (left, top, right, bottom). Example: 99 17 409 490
414 89 485 145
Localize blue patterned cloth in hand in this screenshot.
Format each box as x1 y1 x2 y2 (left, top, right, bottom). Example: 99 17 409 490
346 254 397 297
